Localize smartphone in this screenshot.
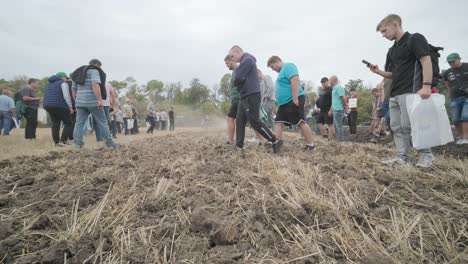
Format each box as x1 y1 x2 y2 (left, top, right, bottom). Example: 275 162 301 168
362 60 372 67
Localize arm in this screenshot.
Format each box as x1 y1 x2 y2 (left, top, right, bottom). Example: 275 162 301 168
370 65 393 79
445 81 451 98
92 83 103 108
340 96 348 110
110 88 117 108
233 57 254 87
61 83 73 111
72 82 77 101
290 76 300 105
264 76 275 100
417 55 433 99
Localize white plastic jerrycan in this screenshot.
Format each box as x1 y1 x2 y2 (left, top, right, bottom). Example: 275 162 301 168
406 94 454 149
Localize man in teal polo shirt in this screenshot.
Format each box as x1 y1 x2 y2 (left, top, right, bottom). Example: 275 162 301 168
267 56 315 152
328 75 348 142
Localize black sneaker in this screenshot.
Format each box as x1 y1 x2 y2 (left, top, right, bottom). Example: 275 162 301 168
304 145 316 152
272 139 283 154
106 142 121 148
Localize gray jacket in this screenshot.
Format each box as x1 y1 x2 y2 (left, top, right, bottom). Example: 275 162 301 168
260 75 276 102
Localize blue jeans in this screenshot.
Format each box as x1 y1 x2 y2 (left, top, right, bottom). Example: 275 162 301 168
381 101 391 128
93 106 110 142
74 106 113 146
0 111 13 136
450 96 468 124
333 110 345 141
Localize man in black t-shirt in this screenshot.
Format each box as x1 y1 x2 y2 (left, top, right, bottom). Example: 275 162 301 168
369 14 435 168
316 77 334 139
444 53 468 144
169 107 175 131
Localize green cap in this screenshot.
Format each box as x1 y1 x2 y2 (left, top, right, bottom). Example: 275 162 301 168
447 53 461 62
56 72 68 78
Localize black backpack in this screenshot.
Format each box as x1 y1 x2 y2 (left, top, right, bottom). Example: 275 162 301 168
408 34 444 86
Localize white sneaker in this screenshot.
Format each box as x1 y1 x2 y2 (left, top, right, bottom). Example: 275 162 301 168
382 156 409 166
416 154 434 168
247 137 259 145
456 138 468 145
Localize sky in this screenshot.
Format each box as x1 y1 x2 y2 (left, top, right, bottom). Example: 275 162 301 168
1 0 467 91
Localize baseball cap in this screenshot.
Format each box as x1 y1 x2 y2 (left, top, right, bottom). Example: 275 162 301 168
447 53 461 62
320 77 329 83
56 72 68 78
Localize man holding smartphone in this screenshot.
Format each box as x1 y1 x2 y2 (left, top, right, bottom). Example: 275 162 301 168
368 14 434 168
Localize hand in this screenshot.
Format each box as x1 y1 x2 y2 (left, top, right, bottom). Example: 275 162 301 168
69 107 74 114
97 100 103 110
328 111 333 117
417 86 432 100
293 97 299 106
369 64 380 74
317 108 321 113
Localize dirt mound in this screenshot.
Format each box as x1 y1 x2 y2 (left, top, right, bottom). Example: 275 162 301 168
0 129 467 263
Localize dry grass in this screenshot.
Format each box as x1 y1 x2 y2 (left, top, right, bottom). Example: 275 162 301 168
0 128 467 263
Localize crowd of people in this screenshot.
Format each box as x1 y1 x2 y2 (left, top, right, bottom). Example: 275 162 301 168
0 59 176 147
221 14 467 168
0 14 466 169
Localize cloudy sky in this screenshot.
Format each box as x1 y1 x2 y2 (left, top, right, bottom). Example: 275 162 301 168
1 0 467 90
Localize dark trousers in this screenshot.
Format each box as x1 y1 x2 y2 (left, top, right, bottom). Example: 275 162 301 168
24 107 38 139
236 93 276 148
169 118 175 131
69 111 76 140
161 121 167 130
348 111 358 134
123 118 130 135
147 118 156 133
45 107 73 144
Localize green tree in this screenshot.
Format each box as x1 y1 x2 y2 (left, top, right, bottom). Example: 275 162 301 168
345 79 365 91
109 80 127 95
185 78 210 105
219 73 231 101
146 79 165 102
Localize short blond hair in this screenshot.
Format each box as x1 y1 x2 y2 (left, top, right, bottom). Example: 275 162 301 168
376 14 402 31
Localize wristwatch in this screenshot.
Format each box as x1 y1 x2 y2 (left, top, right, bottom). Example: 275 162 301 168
422 82 432 86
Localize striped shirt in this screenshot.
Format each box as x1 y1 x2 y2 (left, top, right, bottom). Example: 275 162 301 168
72 69 101 107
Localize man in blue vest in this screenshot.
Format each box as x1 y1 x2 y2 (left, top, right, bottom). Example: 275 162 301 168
43 72 74 146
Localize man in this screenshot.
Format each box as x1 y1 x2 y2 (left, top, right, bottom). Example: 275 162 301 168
121 99 132 135
258 69 276 129
229 46 280 152
267 56 315 151
20 78 41 140
316 77 335 139
169 107 175 131
369 14 435 167
444 53 468 144
43 72 74 146
224 54 240 144
347 88 359 135
329 76 348 142
0 89 16 136
93 82 116 142
71 59 118 148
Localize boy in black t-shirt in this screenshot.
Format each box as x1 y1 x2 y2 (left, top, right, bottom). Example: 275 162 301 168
368 14 435 168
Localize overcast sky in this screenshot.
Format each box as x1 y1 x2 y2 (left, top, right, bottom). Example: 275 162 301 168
1 0 467 90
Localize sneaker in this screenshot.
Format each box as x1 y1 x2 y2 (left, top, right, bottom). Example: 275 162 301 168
304 145 316 152
272 139 283 154
456 138 468 145
74 144 84 150
416 154 434 168
54 143 65 147
226 141 234 145
61 140 72 145
369 137 378 143
248 137 259 145
382 156 409 166
106 142 120 149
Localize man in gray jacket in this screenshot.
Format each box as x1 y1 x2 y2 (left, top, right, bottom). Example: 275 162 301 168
258 69 276 129
229 45 281 152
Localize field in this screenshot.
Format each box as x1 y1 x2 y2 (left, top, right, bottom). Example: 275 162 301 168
0 128 467 263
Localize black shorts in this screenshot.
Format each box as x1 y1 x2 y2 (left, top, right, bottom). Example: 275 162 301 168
317 111 333 125
275 95 306 126
227 100 239 119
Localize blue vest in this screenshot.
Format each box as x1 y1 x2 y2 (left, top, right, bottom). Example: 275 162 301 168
43 76 68 109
